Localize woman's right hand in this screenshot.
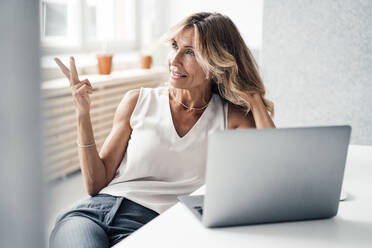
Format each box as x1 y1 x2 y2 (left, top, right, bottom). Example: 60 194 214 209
54 56 93 116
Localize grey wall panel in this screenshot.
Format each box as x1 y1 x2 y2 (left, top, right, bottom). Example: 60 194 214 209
261 0 372 145
0 0 44 247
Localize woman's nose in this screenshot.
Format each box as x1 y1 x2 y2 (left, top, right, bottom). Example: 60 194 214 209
169 50 182 66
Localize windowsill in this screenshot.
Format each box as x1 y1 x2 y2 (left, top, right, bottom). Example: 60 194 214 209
42 66 168 90
41 51 147 81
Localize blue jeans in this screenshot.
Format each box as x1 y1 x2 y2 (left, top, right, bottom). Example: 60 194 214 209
49 194 159 248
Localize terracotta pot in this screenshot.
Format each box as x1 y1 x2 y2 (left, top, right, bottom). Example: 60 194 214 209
97 54 113 74
141 55 152 69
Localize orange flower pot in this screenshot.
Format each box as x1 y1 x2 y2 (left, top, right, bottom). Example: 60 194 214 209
141 55 152 69
97 54 113 75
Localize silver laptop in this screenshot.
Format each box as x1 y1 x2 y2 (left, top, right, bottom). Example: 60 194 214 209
178 126 351 228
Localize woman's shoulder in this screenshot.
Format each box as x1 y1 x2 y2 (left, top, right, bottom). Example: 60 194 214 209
140 83 169 96
121 83 169 105
112 88 141 125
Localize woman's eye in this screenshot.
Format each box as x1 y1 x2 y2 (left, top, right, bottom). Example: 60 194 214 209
171 42 178 49
186 50 195 56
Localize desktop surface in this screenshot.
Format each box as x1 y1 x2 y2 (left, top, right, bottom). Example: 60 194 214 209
113 145 372 248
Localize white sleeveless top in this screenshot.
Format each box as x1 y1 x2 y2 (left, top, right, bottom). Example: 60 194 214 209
99 86 228 214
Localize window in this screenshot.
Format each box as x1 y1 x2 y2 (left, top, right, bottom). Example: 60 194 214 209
85 0 135 42
40 0 80 47
40 0 137 54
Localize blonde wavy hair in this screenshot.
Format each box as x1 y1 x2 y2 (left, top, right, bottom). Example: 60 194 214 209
162 12 274 117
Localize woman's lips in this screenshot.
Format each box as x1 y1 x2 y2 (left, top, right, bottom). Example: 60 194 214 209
171 70 187 79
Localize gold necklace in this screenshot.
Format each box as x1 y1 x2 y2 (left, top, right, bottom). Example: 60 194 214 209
170 88 210 112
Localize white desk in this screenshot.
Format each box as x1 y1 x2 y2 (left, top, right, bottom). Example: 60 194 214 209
114 145 372 248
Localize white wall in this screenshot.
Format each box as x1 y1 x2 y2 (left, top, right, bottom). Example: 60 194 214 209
261 0 372 145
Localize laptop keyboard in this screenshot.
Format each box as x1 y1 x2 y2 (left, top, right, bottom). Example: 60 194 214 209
193 206 203 215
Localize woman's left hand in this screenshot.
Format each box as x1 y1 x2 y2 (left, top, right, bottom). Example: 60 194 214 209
245 92 264 112
246 92 275 128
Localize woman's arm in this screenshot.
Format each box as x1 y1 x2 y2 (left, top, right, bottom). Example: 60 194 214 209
77 89 139 196
98 89 140 189
54 57 139 196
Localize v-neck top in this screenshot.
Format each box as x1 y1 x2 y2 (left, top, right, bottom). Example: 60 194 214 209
99 86 228 214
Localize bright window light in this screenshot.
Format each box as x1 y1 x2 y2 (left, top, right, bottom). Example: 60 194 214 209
86 0 135 42
40 0 137 53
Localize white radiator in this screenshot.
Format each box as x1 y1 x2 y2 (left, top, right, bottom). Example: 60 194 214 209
42 69 168 181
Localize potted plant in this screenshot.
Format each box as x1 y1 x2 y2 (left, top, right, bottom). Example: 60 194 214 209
96 40 113 75
140 40 161 69
140 53 152 69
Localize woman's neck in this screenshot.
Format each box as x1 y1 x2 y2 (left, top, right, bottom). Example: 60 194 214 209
169 84 212 109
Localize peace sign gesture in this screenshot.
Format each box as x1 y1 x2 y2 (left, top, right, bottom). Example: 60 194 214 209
54 56 93 116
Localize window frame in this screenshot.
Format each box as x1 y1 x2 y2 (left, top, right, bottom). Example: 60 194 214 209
40 0 140 55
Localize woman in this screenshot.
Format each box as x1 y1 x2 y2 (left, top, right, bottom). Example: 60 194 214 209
50 12 275 247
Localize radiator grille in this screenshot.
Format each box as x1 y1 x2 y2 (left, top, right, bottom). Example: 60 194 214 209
42 69 168 181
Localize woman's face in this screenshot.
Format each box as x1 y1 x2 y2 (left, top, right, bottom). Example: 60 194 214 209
168 28 209 89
